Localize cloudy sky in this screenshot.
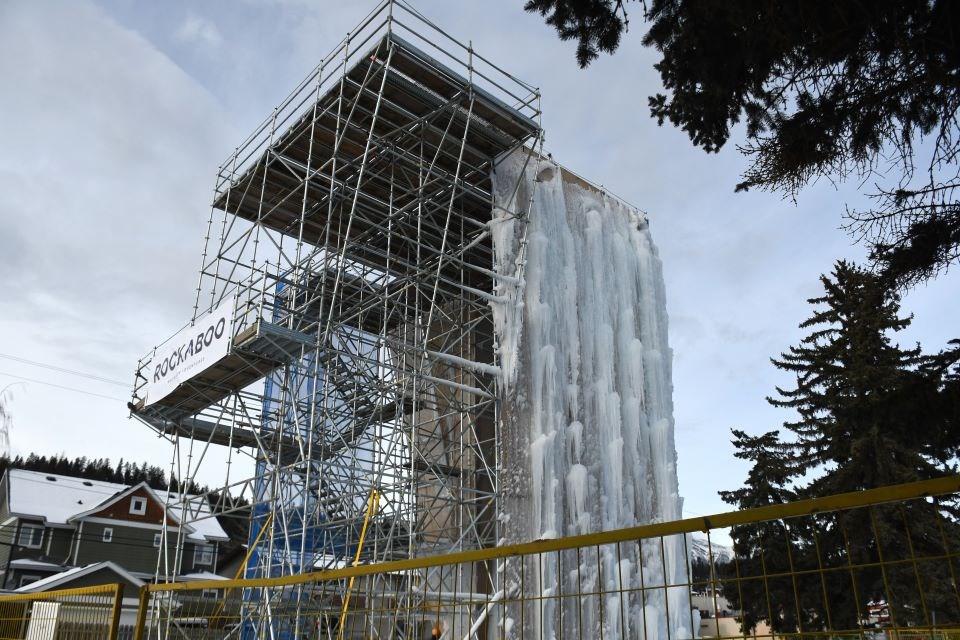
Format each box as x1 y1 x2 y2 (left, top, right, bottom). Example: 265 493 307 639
1 0 957 525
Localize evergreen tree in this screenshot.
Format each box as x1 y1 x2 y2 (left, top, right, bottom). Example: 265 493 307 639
524 0 629 67
53 454 70 475
136 462 149 485
719 430 795 509
770 261 943 493
730 261 960 629
719 429 804 634
529 1 960 286
147 465 167 491
920 339 960 459
0 453 173 491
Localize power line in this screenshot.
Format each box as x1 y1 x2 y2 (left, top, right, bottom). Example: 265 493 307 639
0 371 125 403
0 353 127 387
0 529 228 555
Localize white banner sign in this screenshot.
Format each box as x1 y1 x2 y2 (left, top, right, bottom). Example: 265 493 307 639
144 296 235 407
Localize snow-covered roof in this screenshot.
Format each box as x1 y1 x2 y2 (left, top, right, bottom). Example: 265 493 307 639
5 469 228 542
164 492 230 543
7 469 126 526
9 559 63 571
15 561 145 593
67 480 181 524
178 571 228 581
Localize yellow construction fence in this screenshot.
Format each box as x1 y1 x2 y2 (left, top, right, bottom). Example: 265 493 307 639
0 583 124 639
6 476 960 639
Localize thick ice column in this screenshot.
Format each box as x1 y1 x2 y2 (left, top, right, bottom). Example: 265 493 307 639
491 149 690 640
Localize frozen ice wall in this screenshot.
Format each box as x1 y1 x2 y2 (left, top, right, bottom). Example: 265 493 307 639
490 149 691 640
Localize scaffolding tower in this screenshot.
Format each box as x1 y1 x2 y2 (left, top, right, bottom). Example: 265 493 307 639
130 0 540 609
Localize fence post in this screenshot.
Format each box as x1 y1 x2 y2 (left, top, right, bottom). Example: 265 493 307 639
108 583 125 640
132 586 150 640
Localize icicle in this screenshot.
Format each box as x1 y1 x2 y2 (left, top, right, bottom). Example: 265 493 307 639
492 149 690 640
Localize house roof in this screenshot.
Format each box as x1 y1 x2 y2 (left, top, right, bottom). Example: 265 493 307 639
14 561 145 593
5 469 228 542
165 493 230 543
8 559 63 571
178 571 228 581
7 469 126 526
68 480 182 525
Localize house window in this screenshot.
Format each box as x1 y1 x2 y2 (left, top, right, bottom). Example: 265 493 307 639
193 544 214 566
102 528 113 543
153 533 162 548
201 589 219 599
17 523 43 549
130 496 147 515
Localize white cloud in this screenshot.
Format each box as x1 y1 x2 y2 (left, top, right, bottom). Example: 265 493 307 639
174 13 222 48
0 0 231 469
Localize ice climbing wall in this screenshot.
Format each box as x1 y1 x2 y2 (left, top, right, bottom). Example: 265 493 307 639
491 148 692 640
